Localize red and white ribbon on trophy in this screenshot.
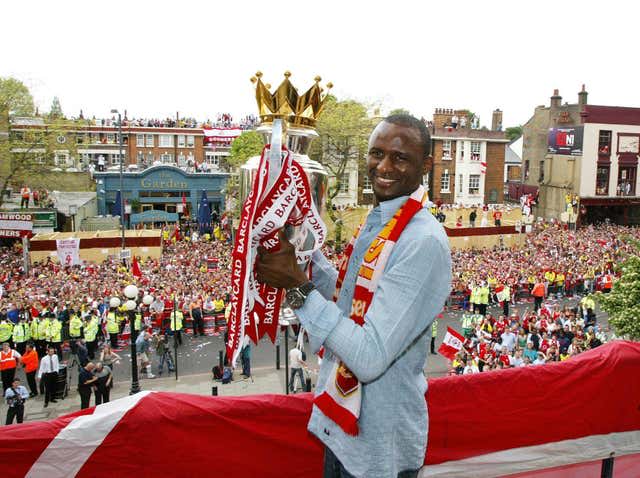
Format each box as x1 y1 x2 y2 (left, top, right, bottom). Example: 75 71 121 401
227 122 326 366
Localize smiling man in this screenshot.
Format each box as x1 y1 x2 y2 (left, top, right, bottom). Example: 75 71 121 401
256 114 452 478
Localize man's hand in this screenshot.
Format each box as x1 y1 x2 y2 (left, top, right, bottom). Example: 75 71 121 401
255 229 308 290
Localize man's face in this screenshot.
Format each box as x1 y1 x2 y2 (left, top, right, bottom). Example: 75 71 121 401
367 121 430 203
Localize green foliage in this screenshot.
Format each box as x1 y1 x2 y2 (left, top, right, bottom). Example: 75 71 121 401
505 125 523 142
0 77 34 117
388 108 411 116
592 238 640 340
309 97 374 244
49 97 64 119
228 130 264 169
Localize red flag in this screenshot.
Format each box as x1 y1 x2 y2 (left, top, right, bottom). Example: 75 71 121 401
132 256 142 279
438 326 465 360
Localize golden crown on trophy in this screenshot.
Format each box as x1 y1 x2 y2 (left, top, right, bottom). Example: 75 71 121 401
250 71 333 128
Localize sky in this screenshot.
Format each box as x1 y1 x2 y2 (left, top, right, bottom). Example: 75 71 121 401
2 0 638 128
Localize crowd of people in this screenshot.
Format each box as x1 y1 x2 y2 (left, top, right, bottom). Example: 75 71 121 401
86 113 259 130
1 215 636 422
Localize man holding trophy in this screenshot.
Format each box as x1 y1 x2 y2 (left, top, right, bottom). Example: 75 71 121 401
230 72 450 476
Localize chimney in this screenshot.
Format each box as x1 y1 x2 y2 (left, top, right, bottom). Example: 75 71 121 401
550 89 562 108
578 84 588 106
491 109 503 131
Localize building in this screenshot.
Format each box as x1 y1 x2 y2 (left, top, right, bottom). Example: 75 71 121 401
522 87 640 224
94 166 229 225
430 108 509 205
9 116 245 173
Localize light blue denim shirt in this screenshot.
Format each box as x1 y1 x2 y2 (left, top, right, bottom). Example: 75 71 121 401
296 193 452 477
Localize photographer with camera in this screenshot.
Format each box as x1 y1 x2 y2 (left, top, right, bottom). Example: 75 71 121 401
5 377 29 425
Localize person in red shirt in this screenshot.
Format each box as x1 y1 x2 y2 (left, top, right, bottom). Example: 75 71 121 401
493 210 503 226
21 343 39 397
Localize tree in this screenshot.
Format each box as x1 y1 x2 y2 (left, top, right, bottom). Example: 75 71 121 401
310 97 374 244
592 238 640 340
389 108 411 116
505 125 523 142
49 97 64 119
227 130 264 169
0 77 34 117
0 78 81 208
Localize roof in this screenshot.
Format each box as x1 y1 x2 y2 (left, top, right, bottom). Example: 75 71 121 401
49 191 96 216
432 127 509 142
581 105 640 126
506 136 523 164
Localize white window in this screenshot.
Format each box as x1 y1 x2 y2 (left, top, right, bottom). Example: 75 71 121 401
107 133 115 144
442 140 452 160
440 170 450 192
159 135 174 147
339 173 349 193
186 135 195 148
205 151 220 168
470 141 481 161
469 174 481 194
458 174 464 193
147 151 154 163
178 153 186 166
54 152 70 166
177 135 186 148
136 134 144 147
110 153 122 165
363 175 373 192
146 134 154 147
91 133 100 144
137 151 144 163
160 153 174 163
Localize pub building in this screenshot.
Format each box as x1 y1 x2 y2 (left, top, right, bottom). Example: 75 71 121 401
94 165 229 226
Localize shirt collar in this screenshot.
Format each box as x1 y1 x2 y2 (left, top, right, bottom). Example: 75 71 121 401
372 194 413 224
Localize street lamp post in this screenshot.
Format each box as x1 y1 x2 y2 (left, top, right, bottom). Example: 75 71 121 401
111 109 125 251
118 284 150 395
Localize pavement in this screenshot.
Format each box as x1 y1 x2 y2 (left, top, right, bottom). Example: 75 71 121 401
2 294 603 424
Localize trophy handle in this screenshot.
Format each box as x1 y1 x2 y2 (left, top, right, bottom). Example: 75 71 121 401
267 119 284 190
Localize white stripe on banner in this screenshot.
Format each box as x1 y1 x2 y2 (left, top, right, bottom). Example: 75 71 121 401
419 430 640 478
26 391 153 478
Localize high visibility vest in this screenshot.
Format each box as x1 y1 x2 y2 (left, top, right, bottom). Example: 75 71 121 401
213 299 225 312
0 350 18 370
478 287 490 305
532 283 545 298
170 311 183 331
49 319 62 343
134 314 142 331
461 314 474 330
0 322 13 342
12 323 27 343
84 318 98 342
69 315 83 337
431 320 438 337
106 312 119 333
38 319 51 340
30 319 40 340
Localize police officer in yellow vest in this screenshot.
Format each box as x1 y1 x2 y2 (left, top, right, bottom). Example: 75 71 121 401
461 306 475 338
37 316 51 358
469 284 479 314
0 318 14 348
83 314 99 360
106 308 120 350
497 284 511 317
68 313 83 354
48 316 63 358
170 308 183 346
478 282 490 316
12 318 30 355
30 316 41 356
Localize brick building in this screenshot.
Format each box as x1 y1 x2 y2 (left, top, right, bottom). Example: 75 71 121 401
9 117 243 173
523 87 640 224
429 108 509 205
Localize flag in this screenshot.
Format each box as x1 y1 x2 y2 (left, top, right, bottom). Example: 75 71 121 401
132 256 142 279
438 326 465 360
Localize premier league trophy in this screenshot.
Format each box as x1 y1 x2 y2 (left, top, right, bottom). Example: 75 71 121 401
227 71 331 364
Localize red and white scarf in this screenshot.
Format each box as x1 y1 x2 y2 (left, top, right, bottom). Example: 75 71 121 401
227 145 326 366
314 186 428 436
